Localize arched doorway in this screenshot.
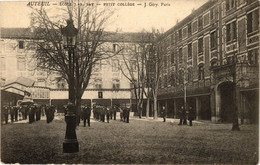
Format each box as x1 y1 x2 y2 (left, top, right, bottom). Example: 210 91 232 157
218 81 235 122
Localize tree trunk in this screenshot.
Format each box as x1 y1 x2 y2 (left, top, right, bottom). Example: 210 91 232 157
138 99 143 118
75 91 82 126
153 94 158 119
146 98 150 118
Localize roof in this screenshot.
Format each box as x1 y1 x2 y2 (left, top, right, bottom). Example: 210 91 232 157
5 76 35 87
0 28 152 43
0 28 33 39
163 0 217 37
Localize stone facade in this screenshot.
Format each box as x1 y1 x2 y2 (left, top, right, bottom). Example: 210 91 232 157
156 0 259 123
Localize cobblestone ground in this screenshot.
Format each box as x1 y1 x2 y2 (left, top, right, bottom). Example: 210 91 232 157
1 116 258 164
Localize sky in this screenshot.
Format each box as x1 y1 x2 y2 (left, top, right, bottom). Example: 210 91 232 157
0 0 208 33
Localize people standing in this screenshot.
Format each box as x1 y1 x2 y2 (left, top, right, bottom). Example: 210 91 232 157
36 105 41 121
178 106 187 125
120 106 123 121
3 105 9 124
14 106 18 121
113 105 117 120
126 106 130 123
161 106 166 122
188 106 195 126
10 106 15 122
106 107 110 123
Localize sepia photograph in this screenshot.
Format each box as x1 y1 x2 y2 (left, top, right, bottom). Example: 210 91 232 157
0 0 259 164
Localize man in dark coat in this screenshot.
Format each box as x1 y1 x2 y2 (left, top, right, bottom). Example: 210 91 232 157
28 104 35 124
187 106 196 126
126 107 130 123
178 106 187 125
161 106 166 122
36 105 41 121
10 106 15 122
81 105 91 127
14 106 18 121
106 107 110 123
113 105 117 120
3 105 9 124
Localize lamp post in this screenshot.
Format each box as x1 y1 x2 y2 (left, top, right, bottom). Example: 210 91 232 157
61 19 79 153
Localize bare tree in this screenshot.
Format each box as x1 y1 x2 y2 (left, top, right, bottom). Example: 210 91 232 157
118 32 151 118
147 29 168 119
28 3 121 124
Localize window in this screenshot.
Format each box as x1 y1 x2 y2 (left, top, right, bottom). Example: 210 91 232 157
210 31 217 49
203 13 210 26
198 16 203 30
179 48 183 63
171 34 174 45
198 37 203 54
178 29 182 41
130 60 136 71
226 0 235 11
248 49 259 65
226 21 236 42
98 92 103 98
113 44 119 53
183 27 188 39
198 65 204 80
94 79 102 89
17 57 26 71
112 59 119 72
188 43 192 59
170 72 176 86
112 79 120 89
18 41 24 49
188 23 192 36
247 10 259 34
178 70 184 84
171 51 175 64
192 20 198 33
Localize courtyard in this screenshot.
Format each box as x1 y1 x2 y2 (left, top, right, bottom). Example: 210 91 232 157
1 117 258 164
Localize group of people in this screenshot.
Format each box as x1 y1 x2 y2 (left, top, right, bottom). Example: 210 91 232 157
91 104 130 124
2 105 19 124
2 104 56 124
178 106 196 126
120 106 130 123
160 105 196 126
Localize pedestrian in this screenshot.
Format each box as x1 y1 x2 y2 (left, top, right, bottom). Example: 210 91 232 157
106 107 110 123
81 105 87 127
45 105 50 123
36 105 41 121
161 105 166 122
10 106 15 122
120 106 123 121
126 106 130 123
3 105 9 124
86 105 91 127
178 106 187 125
14 106 18 121
28 104 34 124
113 105 117 120
188 106 195 126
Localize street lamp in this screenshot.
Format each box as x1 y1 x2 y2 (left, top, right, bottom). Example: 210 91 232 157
61 19 79 153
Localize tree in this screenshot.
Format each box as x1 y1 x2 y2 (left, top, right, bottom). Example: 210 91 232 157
118 32 152 118
28 3 120 124
147 29 168 119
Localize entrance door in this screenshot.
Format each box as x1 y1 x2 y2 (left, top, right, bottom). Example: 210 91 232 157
219 82 234 122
